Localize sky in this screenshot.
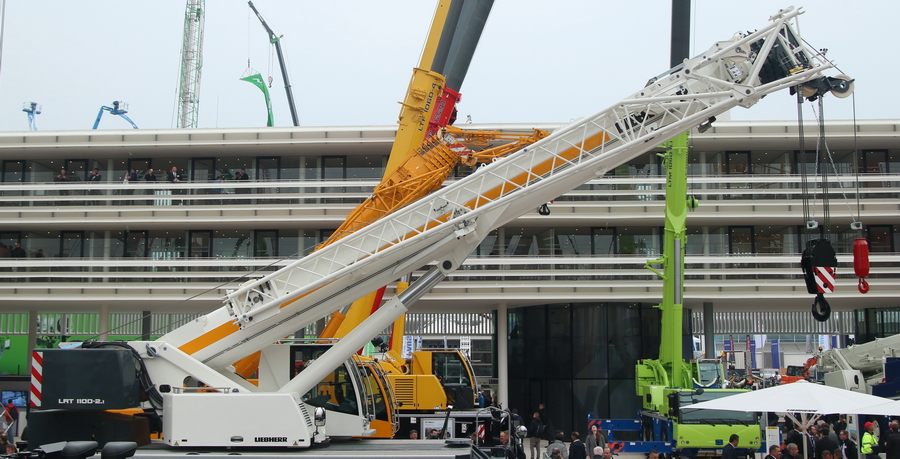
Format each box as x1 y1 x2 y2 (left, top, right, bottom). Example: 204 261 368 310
0 1 893 132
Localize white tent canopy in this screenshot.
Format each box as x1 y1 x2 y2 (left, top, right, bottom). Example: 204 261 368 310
681 380 891 415
852 400 900 416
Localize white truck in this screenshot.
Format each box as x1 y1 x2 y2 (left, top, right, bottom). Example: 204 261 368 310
818 334 900 395
28 5 850 451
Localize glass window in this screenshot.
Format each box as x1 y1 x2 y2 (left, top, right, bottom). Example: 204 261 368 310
148 230 187 259
726 151 751 175
729 227 754 254
346 156 382 180
618 227 661 255
862 150 887 173
592 228 616 255
678 390 756 424
432 352 472 386
868 225 893 252
189 231 212 258
29 159 59 183
554 228 591 256
475 231 499 257
573 305 608 379
756 150 792 175
191 157 216 182
255 230 278 257
501 227 553 256
212 230 252 258
256 157 280 181
756 226 798 254
2 161 25 183
359 364 388 423
687 226 727 254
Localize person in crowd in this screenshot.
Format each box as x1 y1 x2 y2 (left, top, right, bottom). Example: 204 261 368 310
786 422 807 457
529 412 544 459
601 447 614 459
538 403 550 442
585 423 606 455
817 426 839 459
786 443 801 459
145 168 157 181
0 243 9 258
88 167 103 203
765 445 782 459
808 425 820 458
547 431 568 459
840 430 859 459
3 399 17 437
408 429 418 440
55 168 70 200
569 431 587 459
862 422 879 459
167 166 182 182
722 434 739 459
885 420 900 459
648 450 660 459
10 243 26 258
833 416 848 436
511 409 524 430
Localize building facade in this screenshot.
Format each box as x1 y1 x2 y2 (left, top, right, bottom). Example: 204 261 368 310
0 119 898 431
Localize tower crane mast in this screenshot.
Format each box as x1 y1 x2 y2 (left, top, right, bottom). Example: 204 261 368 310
175 0 205 129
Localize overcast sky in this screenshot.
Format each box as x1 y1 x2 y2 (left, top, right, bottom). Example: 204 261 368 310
0 1 891 132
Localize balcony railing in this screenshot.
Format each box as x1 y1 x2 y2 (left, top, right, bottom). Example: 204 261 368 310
0 174 896 207
1 253 898 313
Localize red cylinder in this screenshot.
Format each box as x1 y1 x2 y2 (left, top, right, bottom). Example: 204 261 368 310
854 238 870 278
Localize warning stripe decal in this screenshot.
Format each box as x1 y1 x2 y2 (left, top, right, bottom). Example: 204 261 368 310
30 351 43 407
814 266 836 293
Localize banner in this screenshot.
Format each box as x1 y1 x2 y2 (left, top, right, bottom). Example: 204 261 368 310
771 339 780 369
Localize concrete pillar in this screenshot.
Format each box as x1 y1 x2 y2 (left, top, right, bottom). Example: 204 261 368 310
99 304 110 341
141 311 152 340
704 302 715 358
497 303 508 410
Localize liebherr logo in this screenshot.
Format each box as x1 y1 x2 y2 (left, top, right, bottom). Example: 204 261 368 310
254 437 287 443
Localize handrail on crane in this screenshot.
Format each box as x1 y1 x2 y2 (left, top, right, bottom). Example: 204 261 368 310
247 1 299 127
92 101 138 130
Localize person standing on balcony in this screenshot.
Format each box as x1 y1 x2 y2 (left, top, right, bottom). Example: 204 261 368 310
144 168 157 181
167 166 182 182
168 166 184 205
11 243 26 258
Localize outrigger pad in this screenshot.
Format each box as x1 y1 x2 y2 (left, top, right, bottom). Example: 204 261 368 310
61 441 98 459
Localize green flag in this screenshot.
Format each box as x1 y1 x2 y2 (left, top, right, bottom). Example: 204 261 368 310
240 73 274 127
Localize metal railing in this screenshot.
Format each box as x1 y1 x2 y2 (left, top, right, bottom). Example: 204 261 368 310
0 174 896 207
